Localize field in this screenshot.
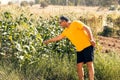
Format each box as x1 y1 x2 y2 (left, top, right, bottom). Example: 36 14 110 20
0 4 120 80
30 5 120 53
98 36 120 53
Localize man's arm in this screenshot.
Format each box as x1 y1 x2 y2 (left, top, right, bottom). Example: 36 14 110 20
83 26 96 47
43 35 65 45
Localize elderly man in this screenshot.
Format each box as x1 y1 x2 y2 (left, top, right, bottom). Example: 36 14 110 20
43 16 95 80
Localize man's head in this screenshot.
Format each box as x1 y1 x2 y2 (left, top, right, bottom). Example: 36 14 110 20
59 16 70 28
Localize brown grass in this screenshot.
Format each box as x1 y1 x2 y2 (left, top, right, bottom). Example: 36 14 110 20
29 5 107 17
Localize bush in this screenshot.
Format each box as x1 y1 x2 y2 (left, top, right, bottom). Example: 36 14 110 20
29 1 34 6
117 7 120 11
20 1 29 7
116 30 120 36
8 1 13 5
35 0 40 4
115 16 120 29
40 1 48 8
109 5 116 11
100 26 115 37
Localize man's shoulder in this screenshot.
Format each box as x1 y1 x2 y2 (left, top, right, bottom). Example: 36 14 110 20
72 20 84 25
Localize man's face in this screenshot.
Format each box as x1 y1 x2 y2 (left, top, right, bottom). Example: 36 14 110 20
59 20 67 28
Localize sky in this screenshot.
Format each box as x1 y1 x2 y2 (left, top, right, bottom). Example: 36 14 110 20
0 0 35 4
0 0 10 4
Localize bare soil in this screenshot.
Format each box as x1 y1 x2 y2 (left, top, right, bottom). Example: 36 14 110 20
98 36 120 53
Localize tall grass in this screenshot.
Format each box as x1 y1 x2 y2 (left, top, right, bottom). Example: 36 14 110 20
0 61 23 80
94 51 120 80
1 51 120 80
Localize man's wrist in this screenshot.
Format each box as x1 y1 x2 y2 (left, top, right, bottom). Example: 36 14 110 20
90 39 94 42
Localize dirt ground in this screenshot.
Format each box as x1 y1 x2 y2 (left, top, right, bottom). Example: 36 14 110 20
98 36 120 53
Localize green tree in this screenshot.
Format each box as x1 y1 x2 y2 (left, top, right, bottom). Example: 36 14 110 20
29 1 34 6
99 0 117 7
74 0 78 6
119 0 120 4
20 1 29 7
40 1 48 8
35 0 40 4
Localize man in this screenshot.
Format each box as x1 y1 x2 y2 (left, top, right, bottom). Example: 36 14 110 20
43 16 95 80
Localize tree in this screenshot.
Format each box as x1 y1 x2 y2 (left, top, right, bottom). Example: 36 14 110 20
8 1 13 5
74 0 78 6
20 1 29 7
66 0 68 5
119 0 120 4
100 0 116 7
29 1 34 6
35 0 40 4
40 1 48 8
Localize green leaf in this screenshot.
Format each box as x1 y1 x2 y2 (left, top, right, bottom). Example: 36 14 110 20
15 42 23 52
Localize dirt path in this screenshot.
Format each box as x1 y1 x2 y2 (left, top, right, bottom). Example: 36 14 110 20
98 36 120 53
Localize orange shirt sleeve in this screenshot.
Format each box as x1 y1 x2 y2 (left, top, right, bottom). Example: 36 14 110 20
60 28 67 37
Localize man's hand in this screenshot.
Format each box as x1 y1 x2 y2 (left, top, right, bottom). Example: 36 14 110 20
43 35 65 45
90 40 96 47
43 40 49 45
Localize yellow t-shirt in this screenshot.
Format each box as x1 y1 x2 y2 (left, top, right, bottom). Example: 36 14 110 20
61 20 91 51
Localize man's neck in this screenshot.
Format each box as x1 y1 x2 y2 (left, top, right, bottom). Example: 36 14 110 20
66 22 71 28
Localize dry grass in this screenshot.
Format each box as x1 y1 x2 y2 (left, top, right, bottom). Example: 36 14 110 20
30 5 106 17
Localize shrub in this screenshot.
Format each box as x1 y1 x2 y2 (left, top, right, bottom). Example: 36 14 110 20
40 1 48 8
115 16 120 29
118 7 120 11
100 26 115 37
116 30 120 36
109 5 116 11
8 1 13 5
35 0 40 4
29 1 34 6
20 1 29 7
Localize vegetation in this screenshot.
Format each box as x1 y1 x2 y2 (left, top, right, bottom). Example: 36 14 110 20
20 1 29 7
8 1 13 5
34 0 119 7
29 1 35 6
40 1 48 8
100 26 115 37
0 4 120 80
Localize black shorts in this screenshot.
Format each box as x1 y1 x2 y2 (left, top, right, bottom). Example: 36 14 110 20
77 45 94 64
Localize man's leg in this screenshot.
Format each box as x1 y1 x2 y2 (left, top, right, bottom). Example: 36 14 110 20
77 62 84 80
86 62 94 80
